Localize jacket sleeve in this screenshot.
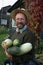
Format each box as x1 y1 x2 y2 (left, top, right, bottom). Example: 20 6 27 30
23 30 36 46
7 42 32 56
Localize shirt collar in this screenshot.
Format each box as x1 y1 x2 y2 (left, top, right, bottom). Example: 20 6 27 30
16 25 27 33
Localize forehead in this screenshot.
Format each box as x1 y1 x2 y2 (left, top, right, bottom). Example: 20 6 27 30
15 13 26 18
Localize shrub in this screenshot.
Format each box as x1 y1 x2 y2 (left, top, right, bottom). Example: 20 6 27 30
0 26 9 34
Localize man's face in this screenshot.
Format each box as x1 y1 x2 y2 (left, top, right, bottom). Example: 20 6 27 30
15 13 26 29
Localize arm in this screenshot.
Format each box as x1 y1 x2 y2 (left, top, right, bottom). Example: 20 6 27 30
7 42 32 56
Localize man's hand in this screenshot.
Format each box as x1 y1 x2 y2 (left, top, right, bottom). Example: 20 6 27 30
5 50 13 60
1 41 7 49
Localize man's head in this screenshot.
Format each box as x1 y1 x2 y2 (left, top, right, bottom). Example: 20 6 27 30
11 8 30 29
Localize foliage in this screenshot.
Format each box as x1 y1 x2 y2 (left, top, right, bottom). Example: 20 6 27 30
0 46 7 64
0 34 9 44
0 26 9 65
0 33 9 65
0 25 9 34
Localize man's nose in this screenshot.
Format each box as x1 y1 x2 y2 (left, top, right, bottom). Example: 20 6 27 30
18 19 22 22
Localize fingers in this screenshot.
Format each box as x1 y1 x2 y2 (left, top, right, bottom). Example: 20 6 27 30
1 42 6 49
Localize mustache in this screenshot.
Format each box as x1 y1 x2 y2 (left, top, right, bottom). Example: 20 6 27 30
17 22 23 24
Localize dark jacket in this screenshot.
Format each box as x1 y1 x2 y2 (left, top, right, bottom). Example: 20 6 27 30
8 27 36 63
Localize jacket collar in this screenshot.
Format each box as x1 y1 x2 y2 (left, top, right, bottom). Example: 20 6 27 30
16 25 27 33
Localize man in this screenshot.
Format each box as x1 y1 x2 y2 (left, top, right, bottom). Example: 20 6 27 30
1 8 39 65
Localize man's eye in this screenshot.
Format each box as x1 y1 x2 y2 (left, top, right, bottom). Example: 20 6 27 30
16 18 24 20
21 18 24 20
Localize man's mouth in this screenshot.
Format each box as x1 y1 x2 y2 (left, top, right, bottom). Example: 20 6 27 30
17 22 23 26
17 24 22 27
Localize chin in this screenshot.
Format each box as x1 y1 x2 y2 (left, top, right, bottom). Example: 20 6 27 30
18 25 25 29
18 27 22 29
18 25 23 29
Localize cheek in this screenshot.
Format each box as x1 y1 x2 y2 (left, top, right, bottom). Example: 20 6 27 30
23 20 27 24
